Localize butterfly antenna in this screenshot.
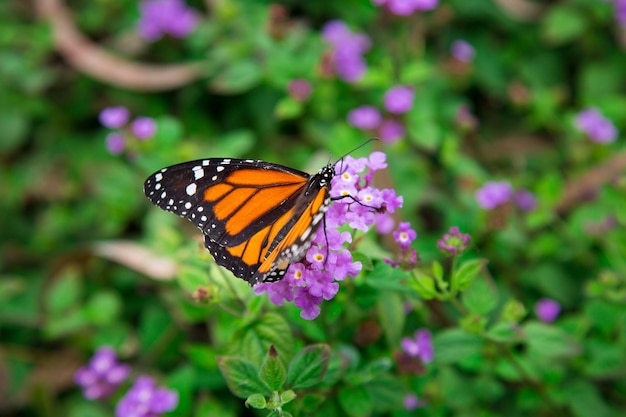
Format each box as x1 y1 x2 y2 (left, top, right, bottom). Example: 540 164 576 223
335 137 379 163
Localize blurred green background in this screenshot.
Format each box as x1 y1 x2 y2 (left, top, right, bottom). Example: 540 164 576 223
1 0 625 416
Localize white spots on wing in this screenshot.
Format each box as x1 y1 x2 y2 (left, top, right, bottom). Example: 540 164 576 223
193 166 205 180
201 215 207 221
197 206 204 212
186 183 197 196
216 166 225 173
168 199 174 206
155 183 161 190
300 226 312 242
222 159 231 164
155 173 163 181
202 160 210 166
185 202 192 209
161 191 167 199
211 175 218 181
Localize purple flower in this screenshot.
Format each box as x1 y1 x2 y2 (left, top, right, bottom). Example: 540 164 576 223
137 0 199 42
347 106 382 130
384 86 414 114
74 346 130 400
437 226 471 256
105 133 126 155
451 40 475 62
116 376 178 417
403 394 424 410
288 79 313 102
131 117 157 140
401 329 433 363
99 106 130 129
379 117 407 144
535 298 561 323
613 0 626 28
414 0 439 10
255 152 402 320
387 222 419 269
393 222 417 249
514 189 537 212
375 0 438 15
321 21 370 83
475 181 513 210
574 108 618 143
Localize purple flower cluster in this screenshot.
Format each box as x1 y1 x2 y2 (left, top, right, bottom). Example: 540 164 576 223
386 222 418 269
287 79 313 102
451 40 475 62
321 20 371 83
75 347 178 417
535 298 561 323
372 0 439 16
137 0 200 42
574 108 618 144
116 376 179 417
475 181 537 211
255 152 404 320
437 226 470 256
74 347 130 400
401 328 434 363
611 0 626 28
99 106 157 155
347 85 415 144
404 394 425 410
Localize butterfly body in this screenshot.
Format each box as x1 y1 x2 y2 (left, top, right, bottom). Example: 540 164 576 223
144 158 335 285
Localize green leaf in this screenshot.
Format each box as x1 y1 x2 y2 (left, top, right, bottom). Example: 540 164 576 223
455 259 486 291
46 267 82 314
362 261 410 292
563 380 612 417
210 59 263 94
462 278 497 315
84 291 122 325
0 110 29 152
245 394 267 409
542 6 587 45
274 97 303 120
344 358 392 386
286 344 330 389
177 266 209 293
185 343 217 369
338 385 372 417
230 312 294 366
259 346 286 391
139 305 173 352
153 116 183 147
365 375 405 413
376 291 404 347
433 329 484 365
432 261 443 281
524 322 581 360
217 356 270 398
486 321 523 343
281 390 296 405
409 270 438 300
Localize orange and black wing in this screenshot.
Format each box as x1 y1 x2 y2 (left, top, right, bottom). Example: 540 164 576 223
144 158 335 284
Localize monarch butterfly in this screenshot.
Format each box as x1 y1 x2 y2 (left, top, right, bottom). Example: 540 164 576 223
143 158 336 285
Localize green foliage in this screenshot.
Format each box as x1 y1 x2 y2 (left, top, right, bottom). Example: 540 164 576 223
2 0 625 416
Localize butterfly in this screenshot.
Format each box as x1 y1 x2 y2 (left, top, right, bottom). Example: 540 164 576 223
143 158 336 285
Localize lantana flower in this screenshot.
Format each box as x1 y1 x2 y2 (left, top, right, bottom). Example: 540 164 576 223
255 151 404 319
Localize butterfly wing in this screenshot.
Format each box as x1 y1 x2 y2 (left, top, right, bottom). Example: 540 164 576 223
144 158 334 284
144 158 310 245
